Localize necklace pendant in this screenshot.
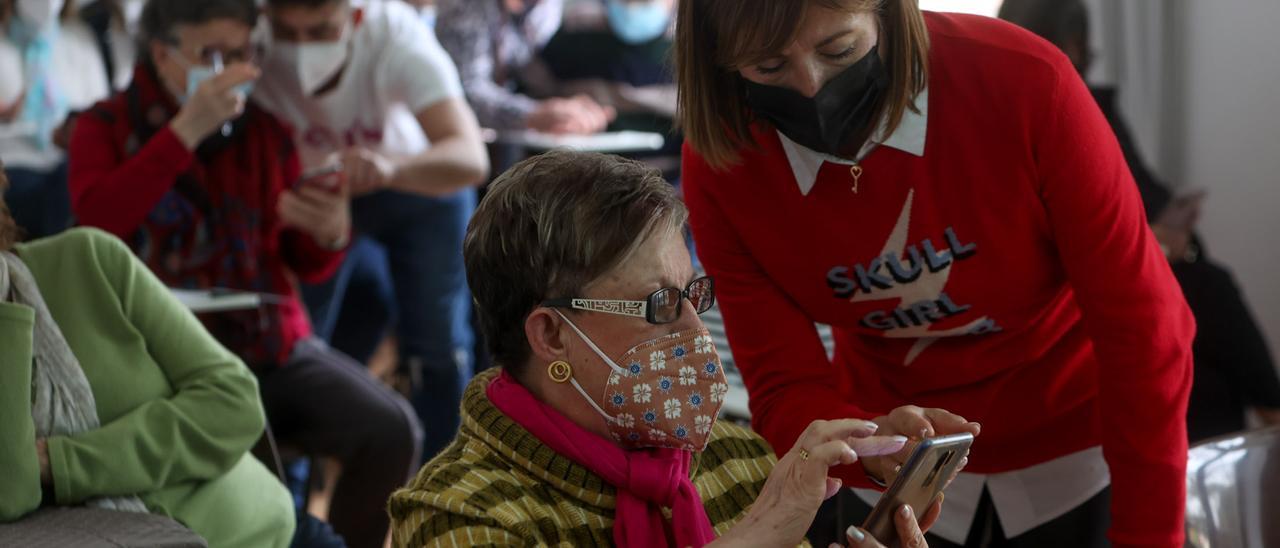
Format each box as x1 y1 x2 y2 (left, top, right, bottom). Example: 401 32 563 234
850 164 864 194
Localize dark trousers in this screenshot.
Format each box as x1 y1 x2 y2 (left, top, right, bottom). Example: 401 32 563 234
258 338 424 548
807 487 1111 548
301 188 476 466
2 164 71 240
1174 255 1280 442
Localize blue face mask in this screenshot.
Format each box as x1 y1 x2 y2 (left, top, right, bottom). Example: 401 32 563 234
184 65 254 104
419 6 437 29
605 0 671 45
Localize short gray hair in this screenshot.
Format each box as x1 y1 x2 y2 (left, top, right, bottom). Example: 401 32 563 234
464 151 688 373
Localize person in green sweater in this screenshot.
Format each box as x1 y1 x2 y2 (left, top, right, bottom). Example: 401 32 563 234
0 166 294 547
389 151 959 547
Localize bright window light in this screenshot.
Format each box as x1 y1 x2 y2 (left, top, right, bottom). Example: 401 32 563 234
918 0 1004 17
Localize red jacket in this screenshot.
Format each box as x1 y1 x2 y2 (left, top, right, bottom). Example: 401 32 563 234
684 13 1194 548
68 63 344 369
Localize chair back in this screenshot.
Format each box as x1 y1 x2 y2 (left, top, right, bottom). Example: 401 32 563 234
1185 425 1280 547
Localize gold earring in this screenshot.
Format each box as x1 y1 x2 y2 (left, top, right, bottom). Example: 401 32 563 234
547 360 573 383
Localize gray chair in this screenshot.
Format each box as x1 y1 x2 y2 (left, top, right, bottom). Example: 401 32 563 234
1185 425 1280 547
0 507 206 547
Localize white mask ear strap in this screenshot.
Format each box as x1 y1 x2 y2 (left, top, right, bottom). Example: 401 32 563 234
553 309 627 375
569 377 614 422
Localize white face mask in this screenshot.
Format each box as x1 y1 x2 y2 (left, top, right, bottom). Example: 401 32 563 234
269 23 352 96
120 0 145 33
15 0 65 29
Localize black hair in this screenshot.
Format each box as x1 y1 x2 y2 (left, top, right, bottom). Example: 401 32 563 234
998 0 1089 49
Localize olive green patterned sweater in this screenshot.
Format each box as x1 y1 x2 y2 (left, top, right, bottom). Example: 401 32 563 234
389 368 778 547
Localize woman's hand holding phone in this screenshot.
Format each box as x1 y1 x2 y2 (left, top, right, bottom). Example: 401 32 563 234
861 406 980 487
279 165 351 250
840 501 941 548
710 419 908 548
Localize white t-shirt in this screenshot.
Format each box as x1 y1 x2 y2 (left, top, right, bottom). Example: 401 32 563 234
253 0 464 171
0 19 112 171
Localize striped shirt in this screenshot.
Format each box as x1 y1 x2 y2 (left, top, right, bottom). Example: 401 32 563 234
389 368 778 547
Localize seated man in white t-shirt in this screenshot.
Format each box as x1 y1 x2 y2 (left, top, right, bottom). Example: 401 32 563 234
252 0 489 470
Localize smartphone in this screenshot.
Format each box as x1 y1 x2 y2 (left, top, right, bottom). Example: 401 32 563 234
861 433 973 546
292 163 344 190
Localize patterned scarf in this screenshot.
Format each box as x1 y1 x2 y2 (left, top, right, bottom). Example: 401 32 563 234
0 250 147 513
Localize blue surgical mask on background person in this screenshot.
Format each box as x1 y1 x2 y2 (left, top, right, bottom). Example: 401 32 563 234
174 50 254 104
604 0 671 45
419 5 437 29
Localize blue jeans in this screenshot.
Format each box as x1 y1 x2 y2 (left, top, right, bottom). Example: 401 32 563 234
301 188 476 464
3 163 71 240
302 237 395 364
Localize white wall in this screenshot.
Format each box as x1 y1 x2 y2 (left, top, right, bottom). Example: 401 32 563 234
1178 0 1280 361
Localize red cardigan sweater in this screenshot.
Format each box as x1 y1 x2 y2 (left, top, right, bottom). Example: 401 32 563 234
68 63 344 369
683 13 1194 547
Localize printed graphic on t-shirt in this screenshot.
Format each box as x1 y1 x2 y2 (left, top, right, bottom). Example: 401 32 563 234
826 189 1003 364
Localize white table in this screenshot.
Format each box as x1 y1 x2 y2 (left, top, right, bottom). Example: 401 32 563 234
484 129 666 154
169 289 263 313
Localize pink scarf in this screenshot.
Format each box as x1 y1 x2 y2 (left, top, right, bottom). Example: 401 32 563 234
487 370 718 548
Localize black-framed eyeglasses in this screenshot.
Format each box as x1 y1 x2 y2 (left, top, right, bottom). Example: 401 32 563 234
542 276 716 325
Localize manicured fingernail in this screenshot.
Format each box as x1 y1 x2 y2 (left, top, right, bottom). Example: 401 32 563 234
900 505 913 518
866 422 879 431
845 447 858 461
891 435 908 443
847 526 865 542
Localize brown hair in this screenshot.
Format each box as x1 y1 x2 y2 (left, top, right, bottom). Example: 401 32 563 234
675 0 930 170
0 164 20 251
464 151 688 373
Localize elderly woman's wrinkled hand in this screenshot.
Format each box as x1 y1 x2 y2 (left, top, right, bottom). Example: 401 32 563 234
837 501 940 548
711 419 908 547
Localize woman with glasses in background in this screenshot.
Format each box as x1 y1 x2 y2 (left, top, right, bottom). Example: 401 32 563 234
388 151 960 547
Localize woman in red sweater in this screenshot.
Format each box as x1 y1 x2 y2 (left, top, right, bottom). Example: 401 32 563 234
675 2 1195 547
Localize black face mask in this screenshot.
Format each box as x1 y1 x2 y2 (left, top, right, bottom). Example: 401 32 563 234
743 46 889 156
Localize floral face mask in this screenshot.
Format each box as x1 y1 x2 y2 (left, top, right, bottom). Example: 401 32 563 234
556 310 729 451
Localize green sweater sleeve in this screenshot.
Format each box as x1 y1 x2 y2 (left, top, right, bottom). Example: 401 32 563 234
0 302 41 520
44 231 267 503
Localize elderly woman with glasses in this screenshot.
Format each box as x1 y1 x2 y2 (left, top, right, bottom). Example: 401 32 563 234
389 151 963 547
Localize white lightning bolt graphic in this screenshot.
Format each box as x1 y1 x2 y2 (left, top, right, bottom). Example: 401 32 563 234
851 189 989 365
